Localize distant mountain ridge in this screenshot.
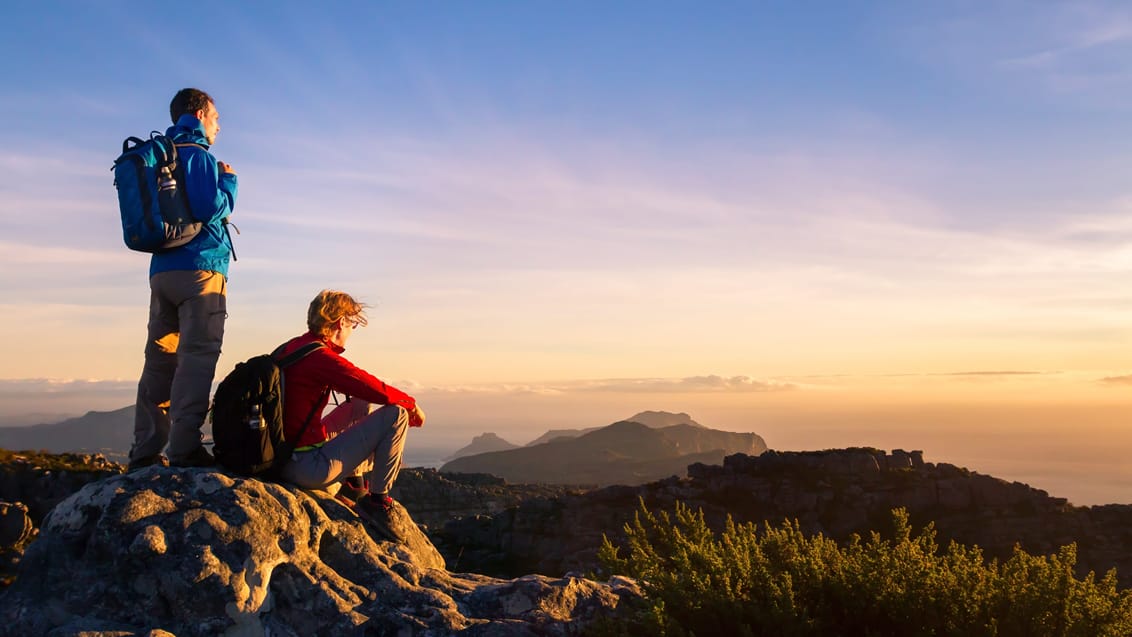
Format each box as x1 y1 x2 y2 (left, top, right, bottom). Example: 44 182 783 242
440 417 766 485
0 407 133 459
444 433 519 461
2 408 738 484
523 410 704 447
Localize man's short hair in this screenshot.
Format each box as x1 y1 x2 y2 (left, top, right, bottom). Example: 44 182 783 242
169 88 215 124
308 290 369 337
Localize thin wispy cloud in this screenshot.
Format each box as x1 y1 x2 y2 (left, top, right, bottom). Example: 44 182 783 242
244 130 1130 280
935 371 1046 377
0 240 132 267
1000 14 1132 69
1099 375 1132 385
0 379 135 395
572 376 795 394
0 2 1128 415
411 376 795 395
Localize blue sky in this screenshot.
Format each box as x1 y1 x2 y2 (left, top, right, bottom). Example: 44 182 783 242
0 3 1130 500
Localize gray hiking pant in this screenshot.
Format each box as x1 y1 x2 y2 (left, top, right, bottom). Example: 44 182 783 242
131 270 226 464
281 404 409 495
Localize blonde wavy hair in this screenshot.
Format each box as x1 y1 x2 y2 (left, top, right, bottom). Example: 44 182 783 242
307 290 369 338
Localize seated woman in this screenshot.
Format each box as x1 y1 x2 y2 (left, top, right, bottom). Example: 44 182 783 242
275 289 425 541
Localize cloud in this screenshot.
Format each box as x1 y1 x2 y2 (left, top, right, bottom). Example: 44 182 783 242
0 240 133 267
1000 16 1132 69
934 371 1046 377
416 375 795 395
988 5 1132 96
0 378 135 396
1100 375 1132 385
0 379 137 423
574 376 796 393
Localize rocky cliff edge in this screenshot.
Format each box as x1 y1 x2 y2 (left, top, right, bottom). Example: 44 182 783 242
0 466 638 637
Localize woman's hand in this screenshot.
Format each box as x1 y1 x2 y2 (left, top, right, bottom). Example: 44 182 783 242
408 404 426 427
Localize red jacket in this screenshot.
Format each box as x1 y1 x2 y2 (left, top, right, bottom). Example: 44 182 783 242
276 332 416 448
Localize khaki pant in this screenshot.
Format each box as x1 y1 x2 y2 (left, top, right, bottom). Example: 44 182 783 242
131 270 227 464
281 403 409 495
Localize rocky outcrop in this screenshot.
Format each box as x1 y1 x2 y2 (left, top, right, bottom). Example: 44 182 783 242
434 449 1132 588
0 467 638 636
441 420 767 486
0 451 122 523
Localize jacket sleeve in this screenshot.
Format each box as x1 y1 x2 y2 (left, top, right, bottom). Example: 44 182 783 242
310 350 417 410
183 148 236 224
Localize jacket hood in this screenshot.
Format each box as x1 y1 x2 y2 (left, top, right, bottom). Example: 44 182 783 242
166 114 211 148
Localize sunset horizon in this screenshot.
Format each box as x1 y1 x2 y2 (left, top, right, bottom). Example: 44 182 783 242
1 3 1129 505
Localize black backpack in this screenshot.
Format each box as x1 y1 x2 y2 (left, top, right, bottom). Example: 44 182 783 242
211 342 328 477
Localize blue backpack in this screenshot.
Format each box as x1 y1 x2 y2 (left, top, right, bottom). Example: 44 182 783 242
112 132 202 253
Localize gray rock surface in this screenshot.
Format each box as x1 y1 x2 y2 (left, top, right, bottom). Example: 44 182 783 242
0 467 636 636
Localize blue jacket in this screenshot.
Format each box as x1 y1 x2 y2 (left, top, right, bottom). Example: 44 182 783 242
149 114 239 278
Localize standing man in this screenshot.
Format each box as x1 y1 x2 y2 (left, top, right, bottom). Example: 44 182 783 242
129 88 238 470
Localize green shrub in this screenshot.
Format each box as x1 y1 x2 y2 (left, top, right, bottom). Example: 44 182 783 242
597 501 1132 637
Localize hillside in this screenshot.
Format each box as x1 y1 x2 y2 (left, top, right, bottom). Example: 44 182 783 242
429 449 1132 588
440 420 767 485
0 407 133 459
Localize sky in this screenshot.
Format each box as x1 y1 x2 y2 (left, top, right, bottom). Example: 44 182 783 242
0 2 1129 503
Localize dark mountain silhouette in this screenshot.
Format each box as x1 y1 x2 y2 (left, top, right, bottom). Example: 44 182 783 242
622 410 704 428
444 432 519 461
424 449 1132 588
0 406 133 459
440 419 767 485
0 412 73 428
524 410 704 446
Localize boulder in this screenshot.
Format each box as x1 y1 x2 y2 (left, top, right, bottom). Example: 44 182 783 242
0 467 636 636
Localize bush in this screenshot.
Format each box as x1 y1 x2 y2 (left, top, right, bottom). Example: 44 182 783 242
597 501 1132 637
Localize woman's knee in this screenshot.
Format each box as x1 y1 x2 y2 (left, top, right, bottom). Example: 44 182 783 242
383 404 410 430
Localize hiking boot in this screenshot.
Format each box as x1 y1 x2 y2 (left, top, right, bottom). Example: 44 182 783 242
355 494 402 542
337 476 369 505
169 446 215 468
127 454 169 472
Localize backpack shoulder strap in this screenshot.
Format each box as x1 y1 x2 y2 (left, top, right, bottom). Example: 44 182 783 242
272 341 325 368
269 341 331 467
293 386 332 449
